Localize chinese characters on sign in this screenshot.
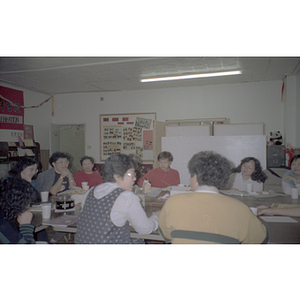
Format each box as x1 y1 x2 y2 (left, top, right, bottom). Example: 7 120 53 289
0 86 24 131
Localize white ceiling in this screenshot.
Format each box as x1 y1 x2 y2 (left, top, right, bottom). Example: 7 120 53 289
0 57 299 95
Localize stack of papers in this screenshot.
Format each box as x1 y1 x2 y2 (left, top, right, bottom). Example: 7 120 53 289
42 215 78 227
260 216 298 223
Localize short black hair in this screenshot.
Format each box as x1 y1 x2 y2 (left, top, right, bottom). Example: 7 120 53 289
9 157 39 178
291 154 300 165
49 152 71 166
157 151 173 162
80 156 94 166
102 154 136 183
0 177 37 221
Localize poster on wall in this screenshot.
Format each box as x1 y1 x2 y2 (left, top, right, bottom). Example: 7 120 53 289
100 113 156 161
0 86 24 131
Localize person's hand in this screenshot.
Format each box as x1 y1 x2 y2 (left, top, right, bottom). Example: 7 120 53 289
257 205 275 216
60 169 70 178
17 210 33 225
152 210 161 217
283 175 297 185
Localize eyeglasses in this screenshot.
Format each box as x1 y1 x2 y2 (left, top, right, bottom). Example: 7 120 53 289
55 160 69 165
242 164 253 169
127 171 136 177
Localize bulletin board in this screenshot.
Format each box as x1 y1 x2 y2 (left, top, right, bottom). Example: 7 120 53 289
100 113 156 161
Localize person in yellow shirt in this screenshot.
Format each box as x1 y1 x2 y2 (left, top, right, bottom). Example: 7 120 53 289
158 151 268 244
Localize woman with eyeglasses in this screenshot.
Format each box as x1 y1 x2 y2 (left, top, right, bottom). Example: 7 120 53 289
76 154 160 244
230 157 267 192
9 156 42 201
8 157 49 242
37 151 76 196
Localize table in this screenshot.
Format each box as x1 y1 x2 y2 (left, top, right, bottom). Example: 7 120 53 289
31 198 165 242
32 190 300 244
227 192 300 244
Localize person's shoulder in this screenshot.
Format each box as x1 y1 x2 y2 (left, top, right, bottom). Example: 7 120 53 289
120 189 139 200
93 171 102 177
37 168 52 177
73 170 83 176
283 170 293 176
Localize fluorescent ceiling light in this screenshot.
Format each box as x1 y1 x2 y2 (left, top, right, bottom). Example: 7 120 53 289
140 70 242 83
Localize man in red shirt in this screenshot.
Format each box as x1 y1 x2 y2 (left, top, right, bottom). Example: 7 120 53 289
137 151 180 188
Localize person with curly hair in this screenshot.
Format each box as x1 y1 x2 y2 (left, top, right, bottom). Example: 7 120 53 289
37 151 76 196
158 151 268 244
9 156 42 202
230 157 267 192
0 177 37 244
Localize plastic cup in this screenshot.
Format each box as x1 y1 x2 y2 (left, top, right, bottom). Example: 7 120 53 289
291 188 299 199
41 191 49 202
246 183 253 193
82 182 88 188
41 203 51 220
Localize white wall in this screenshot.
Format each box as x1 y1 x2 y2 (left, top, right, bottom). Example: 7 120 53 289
2 78 298 163
49 80 285 162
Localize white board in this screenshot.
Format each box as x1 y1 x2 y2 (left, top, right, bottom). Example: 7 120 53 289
162 135 267 185
165 125 210 137
214 123 264 136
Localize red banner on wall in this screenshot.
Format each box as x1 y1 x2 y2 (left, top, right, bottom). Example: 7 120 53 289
0 86 24 130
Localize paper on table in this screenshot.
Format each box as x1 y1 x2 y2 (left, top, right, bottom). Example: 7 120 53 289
42 215 78 227
146 190 162 198
250 207 257 216
260 216 298 223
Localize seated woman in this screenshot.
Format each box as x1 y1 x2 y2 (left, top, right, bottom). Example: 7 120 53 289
9 157 42 202
8 157 49 242
0 177 37 244
73 156 103 188
158 151 268 244
137 151 180 188
37 151 76 196
281 154 300 195
76 154 160 244
230 157 267 192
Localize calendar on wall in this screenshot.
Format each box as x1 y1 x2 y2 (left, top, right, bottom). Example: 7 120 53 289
100 113 156 161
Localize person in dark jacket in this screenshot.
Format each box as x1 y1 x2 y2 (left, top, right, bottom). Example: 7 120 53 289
0 177 37 244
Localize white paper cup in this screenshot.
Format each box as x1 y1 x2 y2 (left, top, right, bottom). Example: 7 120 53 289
291 188 299 199
246 183 253 193
41 191 49 202
83 185 89 190
41 203 51 220
82 182 88 188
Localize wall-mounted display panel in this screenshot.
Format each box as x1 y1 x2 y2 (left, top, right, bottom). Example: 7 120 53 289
100 113 156 161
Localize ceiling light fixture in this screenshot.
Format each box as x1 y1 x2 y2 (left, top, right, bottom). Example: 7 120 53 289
140 70 242 83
